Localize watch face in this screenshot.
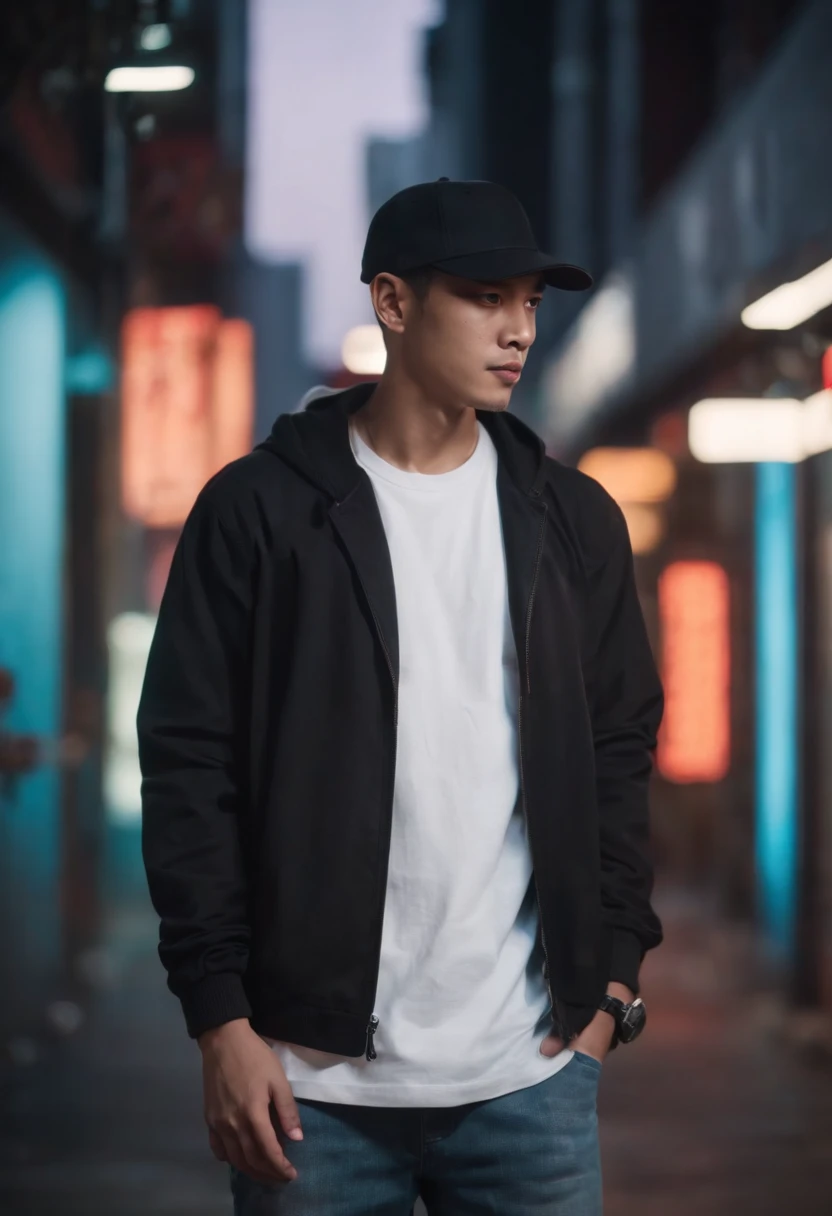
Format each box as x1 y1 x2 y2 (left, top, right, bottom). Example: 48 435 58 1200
620 998 647 1043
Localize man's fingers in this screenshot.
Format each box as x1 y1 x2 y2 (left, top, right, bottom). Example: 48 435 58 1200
249 1109 297 1178
540 1033 565 1058
208 1129 228 1162
239 1122 297 1183
221 1130 281 1186
269 1081 304 1142
219 1134 250 1177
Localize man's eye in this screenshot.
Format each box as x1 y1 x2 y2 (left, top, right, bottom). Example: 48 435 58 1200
480 293 501 304
528 297 543 310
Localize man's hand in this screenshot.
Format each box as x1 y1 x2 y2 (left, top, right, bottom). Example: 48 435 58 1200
539 982 635 1064
199 1018 302 1184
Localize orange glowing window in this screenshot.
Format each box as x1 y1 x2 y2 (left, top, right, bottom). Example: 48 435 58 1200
657 561 730 784
121 306 254 528
578 447 677 505
210 318 255 482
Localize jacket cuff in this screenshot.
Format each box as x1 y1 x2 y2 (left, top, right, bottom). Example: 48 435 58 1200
608 928 644 996
181 973 253 1040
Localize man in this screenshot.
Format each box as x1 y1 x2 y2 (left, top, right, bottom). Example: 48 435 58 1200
139 178 663 1215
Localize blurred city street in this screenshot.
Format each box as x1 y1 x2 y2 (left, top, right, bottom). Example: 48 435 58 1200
1 874 831 1216
3 0 832 1211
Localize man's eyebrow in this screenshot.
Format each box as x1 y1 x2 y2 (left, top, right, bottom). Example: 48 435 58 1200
533 277 547 294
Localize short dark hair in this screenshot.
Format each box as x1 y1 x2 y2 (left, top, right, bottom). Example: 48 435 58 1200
374 266 438 334
399 266 437 299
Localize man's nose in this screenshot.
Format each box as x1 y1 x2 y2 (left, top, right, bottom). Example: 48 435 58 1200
504 309 535 350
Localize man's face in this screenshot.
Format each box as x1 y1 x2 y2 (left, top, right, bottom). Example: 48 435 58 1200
397 271 545 412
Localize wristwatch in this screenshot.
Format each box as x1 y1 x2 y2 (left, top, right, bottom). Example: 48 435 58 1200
598 994 647 1045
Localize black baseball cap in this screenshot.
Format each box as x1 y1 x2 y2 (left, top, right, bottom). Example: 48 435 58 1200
361 178 592 292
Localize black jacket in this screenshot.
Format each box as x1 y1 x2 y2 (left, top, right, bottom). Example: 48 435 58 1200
138 383 664 1055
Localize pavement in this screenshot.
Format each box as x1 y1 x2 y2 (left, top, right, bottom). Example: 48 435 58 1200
1 880 831 1216
597 893 832 1215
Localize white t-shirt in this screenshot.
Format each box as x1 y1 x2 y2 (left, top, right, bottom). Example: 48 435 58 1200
271 422 572 1106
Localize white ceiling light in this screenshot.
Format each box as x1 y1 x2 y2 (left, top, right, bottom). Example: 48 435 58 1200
104 65 195 93
801 389 832 457
139 23 173 51
689 398 803 463
687 396 829 463
741 255 832 330
341 325 387 376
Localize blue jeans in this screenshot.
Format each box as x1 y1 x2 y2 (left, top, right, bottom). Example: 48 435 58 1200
230 1051 603 1215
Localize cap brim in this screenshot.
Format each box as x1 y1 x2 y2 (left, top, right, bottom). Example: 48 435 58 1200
430 248 592 291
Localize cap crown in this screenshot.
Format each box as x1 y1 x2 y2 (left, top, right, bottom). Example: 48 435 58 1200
361 179 538 283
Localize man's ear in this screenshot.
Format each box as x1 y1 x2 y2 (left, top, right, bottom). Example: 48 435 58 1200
370 274 408 337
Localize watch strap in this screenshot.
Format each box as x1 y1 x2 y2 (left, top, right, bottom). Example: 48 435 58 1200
599 994 626 1045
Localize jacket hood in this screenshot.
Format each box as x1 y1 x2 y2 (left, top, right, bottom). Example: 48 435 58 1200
257 381 548 502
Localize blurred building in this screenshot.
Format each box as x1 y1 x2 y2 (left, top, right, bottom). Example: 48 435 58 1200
236 257 314 436
541 0 832 1022
0 0 259 1050
366 135 427 219
0 0 121 1049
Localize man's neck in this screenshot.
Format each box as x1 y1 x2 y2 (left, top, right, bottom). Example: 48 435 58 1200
353 372 480 475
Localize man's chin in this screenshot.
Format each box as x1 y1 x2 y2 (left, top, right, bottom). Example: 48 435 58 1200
472 396 512 414
470 382 514 413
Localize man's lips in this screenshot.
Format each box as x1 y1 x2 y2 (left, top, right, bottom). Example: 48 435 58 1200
489 362 523 384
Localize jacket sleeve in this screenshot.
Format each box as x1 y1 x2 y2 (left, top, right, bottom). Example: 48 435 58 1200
138 487 255 1039
583 490 664 995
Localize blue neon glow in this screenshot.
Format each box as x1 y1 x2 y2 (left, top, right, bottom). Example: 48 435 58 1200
66 346 114 394
754 461 798 957
0 219 66 981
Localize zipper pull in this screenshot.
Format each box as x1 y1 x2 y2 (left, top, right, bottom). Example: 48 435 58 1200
365 1014 379 1061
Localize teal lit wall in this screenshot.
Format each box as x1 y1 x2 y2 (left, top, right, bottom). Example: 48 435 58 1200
754 461 799 959
0 214 67 1017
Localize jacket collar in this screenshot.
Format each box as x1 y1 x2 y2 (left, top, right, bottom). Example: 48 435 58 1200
261 382 548 503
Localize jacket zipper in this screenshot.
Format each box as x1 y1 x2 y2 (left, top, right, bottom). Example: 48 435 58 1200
346 558 398 1063
524 502 547 697
517 501 565 1041
364 1013 379 1061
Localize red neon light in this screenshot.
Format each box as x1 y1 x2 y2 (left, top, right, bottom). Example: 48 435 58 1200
121 307 254 527
657 561 731 784
822 346 832 391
